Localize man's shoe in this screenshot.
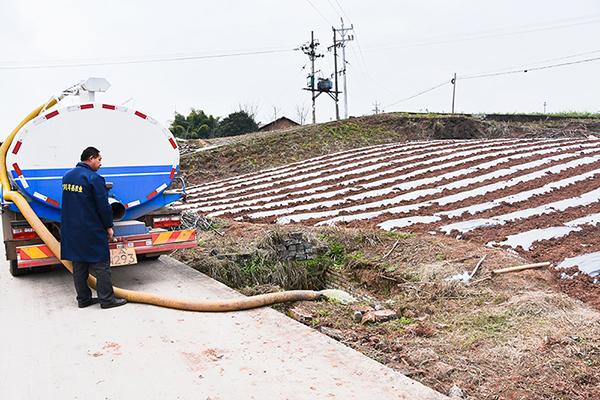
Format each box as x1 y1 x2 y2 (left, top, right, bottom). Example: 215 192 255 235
100 298 127 309
78 298 100 308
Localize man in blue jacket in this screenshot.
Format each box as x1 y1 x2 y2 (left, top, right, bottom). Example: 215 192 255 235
60 146 127 309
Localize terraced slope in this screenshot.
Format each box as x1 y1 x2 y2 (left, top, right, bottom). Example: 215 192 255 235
176 138 600 274
179 113 600 184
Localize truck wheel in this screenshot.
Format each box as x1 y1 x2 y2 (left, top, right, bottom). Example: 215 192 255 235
9 260 29 277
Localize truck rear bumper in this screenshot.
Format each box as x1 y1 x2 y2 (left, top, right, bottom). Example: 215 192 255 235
16 229 197 269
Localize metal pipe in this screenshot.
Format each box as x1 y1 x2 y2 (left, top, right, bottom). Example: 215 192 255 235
108 197 125 221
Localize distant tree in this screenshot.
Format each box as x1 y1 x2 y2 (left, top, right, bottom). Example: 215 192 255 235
169 109 219 139
216 111 259 137
271 105 280 121
238 102 259 119
295 104 309 125
170 112 189 138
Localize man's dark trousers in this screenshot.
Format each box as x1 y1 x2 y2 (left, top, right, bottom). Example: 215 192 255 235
73 261 115 305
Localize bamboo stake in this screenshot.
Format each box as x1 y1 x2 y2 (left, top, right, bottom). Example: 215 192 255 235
469 276 491 286
381 239 400 261
491 262 551 275
469 255 487 279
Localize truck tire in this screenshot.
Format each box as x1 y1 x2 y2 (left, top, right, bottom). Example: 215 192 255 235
9 260 29 277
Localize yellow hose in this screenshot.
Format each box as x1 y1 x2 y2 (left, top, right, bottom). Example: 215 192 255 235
1 101 322 311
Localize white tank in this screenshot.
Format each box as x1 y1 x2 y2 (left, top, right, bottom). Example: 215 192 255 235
5 102 180 221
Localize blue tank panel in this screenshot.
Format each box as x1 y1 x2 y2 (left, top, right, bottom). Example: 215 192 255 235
9 164 181 222
5 190 182 222
121 191 182 220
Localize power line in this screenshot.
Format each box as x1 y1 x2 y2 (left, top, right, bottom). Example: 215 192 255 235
364 17 600 53
384 54 600 110
303 0 334 26
322 2 372 90
0 48 296 70
332 0 351 22
384 80 450 108
320 3 388 103
457 49 600 79
459 56 600 80
324 0 342 18
322 0 351 22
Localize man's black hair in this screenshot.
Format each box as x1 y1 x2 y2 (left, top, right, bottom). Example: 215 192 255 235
80 146 100 162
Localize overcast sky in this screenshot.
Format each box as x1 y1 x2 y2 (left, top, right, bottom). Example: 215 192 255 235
1 0 599 135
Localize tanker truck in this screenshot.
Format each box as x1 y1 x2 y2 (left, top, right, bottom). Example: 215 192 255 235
1 78 197 276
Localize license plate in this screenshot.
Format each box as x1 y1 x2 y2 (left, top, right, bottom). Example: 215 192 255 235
110 247 138 267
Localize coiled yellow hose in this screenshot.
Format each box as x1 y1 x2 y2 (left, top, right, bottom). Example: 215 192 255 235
0 100 322 311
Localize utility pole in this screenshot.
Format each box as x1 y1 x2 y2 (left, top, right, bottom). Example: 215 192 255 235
333 18 354 119
332 27 340 120
451 73 457 114
300 31 324 124
543 101 547 114
310 31 316 124
372 102 382 115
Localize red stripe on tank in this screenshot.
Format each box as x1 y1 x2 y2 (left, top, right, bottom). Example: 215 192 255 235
12 140 22 155
12 163 23 176
46 197 59 207
45 110 59 119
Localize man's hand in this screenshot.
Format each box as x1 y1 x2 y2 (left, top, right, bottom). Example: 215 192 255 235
107 227 116 242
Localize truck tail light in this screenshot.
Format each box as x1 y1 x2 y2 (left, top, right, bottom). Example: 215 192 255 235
12 227 39 240
153 216 181 228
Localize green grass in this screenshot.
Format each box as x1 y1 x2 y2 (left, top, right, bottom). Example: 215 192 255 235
382 317 415 331
534 111 600 118
318 308 332 318
317 234 346 266
385 231 416 239
454 311 513 348
389 111 447 119
345 250 366 263
473 313 510 335
325 122 362 139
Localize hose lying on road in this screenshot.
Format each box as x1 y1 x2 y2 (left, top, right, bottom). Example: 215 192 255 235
0 100 324 311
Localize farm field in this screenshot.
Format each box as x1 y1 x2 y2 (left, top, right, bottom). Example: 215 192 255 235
177 137 600 276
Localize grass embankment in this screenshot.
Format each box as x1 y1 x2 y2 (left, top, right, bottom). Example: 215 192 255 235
180 116 414 184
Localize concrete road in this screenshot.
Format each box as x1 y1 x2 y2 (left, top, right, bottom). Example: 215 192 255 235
0 254 447 400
